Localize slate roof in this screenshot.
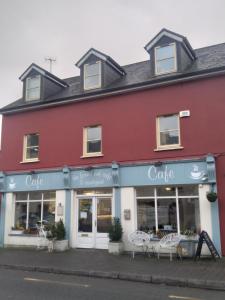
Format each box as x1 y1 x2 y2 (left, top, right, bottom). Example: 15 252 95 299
1 42 225 114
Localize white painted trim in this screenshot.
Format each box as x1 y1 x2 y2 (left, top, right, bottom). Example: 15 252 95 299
77 49 125 76
77 49 107 67
155 43 177 76
82 125 102 156
156 114 181 149
26 75 41 101
145 30 195 60
44 74 68 88
22 133 39 162
20 66 45 80
145 31 183 51
20 66 67 88
84 61 102 90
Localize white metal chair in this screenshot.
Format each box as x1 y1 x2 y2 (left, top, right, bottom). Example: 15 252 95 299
36 223 53 252
155 233 183 261
128 230 154 259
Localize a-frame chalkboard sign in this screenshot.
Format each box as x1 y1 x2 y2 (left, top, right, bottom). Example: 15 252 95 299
195 230 221 260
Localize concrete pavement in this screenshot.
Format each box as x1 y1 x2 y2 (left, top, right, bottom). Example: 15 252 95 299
0 248 225 291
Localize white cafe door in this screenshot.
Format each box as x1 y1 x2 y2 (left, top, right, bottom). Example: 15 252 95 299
77 195 112 249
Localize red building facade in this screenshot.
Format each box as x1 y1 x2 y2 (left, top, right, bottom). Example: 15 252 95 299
0 29 224 254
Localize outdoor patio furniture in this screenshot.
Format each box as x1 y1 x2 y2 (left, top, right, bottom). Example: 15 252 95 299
128 230 154 259
36 223 53 252
155 233 183 261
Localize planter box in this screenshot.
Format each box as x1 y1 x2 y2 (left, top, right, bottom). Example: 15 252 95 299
53 240 69 252
108 241 123 255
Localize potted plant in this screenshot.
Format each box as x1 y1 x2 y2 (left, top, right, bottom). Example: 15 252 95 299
47 219 69 252
206 191 217 202
108 217 123 255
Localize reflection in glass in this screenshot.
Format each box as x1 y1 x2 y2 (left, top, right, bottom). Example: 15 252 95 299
28 202 41 228
157 186 176 197
15 203 27 229
136 186 154 197
157 199 177 231
43 201 55 225
137 199 155 232
97 198 112 233
79 199 92 232
179 198 200 233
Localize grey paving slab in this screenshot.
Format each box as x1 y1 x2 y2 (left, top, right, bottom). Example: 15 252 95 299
0 248 225 291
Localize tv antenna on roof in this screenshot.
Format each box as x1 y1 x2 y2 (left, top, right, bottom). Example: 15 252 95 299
45 57 56 73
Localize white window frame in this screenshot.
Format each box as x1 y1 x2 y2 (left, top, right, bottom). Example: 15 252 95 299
13 192 56 230
84 61 101 90
25 75 41 101
136 186 200 235
155 43 177 75
156 114 181 150
82 125 102 157
23 133 39 163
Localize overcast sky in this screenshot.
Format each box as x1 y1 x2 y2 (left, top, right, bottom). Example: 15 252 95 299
0 0 225 110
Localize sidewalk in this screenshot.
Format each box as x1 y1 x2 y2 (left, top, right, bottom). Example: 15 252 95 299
0 248 225 291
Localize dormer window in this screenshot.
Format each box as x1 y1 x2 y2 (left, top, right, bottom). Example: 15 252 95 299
84 61 101 90
26 75 41 101
155 43 177 75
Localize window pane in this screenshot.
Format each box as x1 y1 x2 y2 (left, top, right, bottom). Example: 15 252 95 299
85 75 100 89
137 199 156 232
87 127 101 141
77 189 112 195
27 88 40 100
43 201 55 225
29 192 42 201
78 199 92 232
87 140 101 153
156 45 174 60
160 130 179 145
26 147 39 159
27 134 39 147
15 192 28 201
27 76 40 89
179 198 200 233
97 198 112 233
136 186 154 197
28 202 41 228
159 115 178 131
43 191 56 201
156 58 175 74
157 186 176 197
157 199 177 231
178 186 198 197
85 63 100 76
15 202 27 229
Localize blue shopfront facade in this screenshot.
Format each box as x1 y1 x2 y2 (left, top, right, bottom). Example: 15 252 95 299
0 155 221 253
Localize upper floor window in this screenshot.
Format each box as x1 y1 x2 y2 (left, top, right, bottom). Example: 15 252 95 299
84 61 101 90
155 43 177 75
26 75 41 101
157 114 180 149
83 126 102 157
23 133 39 162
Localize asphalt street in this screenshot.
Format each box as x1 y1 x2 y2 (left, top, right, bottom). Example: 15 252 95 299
0 269 224 300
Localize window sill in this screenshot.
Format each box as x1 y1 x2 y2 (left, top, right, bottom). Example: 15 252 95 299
154 146 184 152
20 159 40 164
81 153 104 159
9 233 37 237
